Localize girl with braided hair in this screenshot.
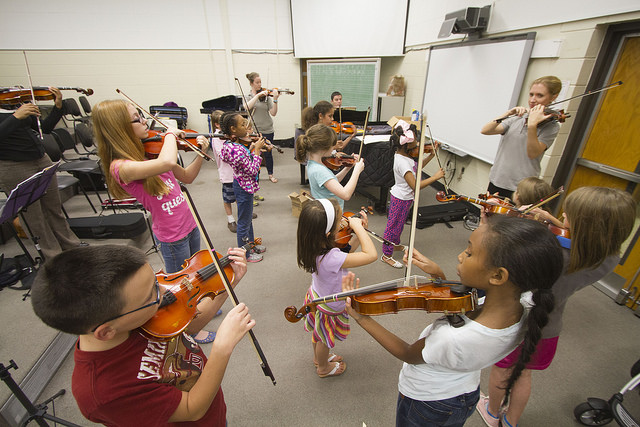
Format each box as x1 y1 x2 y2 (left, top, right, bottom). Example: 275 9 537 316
477 186 636 427
343 215 563 426
380 119 444 268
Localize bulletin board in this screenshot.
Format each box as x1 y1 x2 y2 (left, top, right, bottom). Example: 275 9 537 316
307 59 380 117
421 33 535 164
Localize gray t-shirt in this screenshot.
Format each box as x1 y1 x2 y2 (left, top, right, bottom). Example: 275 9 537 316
543 250 619 339
489 114 559 191
246 94 274 134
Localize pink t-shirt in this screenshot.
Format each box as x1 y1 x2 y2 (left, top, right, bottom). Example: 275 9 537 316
211 136 234 184
110 160 196 243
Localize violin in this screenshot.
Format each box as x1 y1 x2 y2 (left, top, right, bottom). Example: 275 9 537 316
284 275 477 322
142 129 213 159
141 239 260 340
495 107 571 127
548 224 570 239
436 191 522 217
0 86 94 105
257 87 295 101
321 153 357 170
408 142 437 158
330 121 355 135
538 107 571 126
223 133 284 154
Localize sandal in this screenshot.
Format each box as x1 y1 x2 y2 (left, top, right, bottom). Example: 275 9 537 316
317 361 346 378
314 353 343 367
381 255 403 269
269 175 278 183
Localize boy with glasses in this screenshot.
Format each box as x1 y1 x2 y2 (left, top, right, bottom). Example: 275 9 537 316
31 244 254 426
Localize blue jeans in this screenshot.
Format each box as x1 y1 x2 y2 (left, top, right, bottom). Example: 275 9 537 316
233 179 254 248
262 132 274 175
157 227 201 273
395 389 479 427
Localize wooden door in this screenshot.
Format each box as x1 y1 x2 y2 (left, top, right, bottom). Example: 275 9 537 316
564 35 640 288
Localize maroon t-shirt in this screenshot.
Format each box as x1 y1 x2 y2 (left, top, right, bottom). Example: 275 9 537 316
72 331 226 426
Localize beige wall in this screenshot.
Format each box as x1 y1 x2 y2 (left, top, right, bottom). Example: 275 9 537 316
0 50 301 139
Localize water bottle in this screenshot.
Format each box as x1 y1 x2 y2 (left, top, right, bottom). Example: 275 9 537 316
411 110 419 121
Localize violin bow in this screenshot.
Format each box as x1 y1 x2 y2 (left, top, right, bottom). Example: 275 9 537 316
358 106 371 158
403 113 433 288
423 120 449 195
233 78 283 154
547 81 623 108
181 184 276 385
521 186 564 214
22 51 43 140
115 89 213 161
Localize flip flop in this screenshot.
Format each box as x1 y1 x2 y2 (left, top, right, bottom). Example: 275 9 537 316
317 361 346 378
314 353 343 367
269 175 278 183
192 331 216 344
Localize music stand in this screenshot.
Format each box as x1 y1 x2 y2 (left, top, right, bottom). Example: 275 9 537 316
0 162 61 285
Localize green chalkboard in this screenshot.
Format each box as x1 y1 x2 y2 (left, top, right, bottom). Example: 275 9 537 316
307 59 380 114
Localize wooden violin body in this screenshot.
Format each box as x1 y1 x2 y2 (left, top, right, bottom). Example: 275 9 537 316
321 154 356 170
331 121 355 134
284 279 477 323
350 282 477 316
0 86 94 105
141 239 259 340
142 129 213 158
257 87 295 100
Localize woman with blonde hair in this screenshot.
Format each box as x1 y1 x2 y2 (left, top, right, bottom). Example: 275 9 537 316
481 76 563 198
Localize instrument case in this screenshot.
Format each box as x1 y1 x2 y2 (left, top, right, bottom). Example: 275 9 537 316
415 201 477 229
67 212 148 239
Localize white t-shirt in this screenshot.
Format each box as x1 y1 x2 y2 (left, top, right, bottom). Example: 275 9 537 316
390 153 416 201
398 311 527 401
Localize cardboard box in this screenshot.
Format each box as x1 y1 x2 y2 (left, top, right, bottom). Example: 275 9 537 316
288 190 312 217
387 115 420 129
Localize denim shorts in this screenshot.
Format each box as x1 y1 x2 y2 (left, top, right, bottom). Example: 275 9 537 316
395 388 479 427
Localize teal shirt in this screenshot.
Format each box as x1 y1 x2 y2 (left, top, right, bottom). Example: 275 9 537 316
306 160 343 211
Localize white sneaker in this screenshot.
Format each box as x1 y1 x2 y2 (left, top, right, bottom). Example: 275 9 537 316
247 252 263 263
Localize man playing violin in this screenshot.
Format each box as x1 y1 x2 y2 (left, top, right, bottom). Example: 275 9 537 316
0 86 84 259
31 244 254 426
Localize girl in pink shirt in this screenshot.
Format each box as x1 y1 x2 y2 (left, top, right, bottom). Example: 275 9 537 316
93 99 221 344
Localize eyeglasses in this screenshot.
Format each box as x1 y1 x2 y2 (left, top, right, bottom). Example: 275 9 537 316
91 278 161 332
130 108 146 124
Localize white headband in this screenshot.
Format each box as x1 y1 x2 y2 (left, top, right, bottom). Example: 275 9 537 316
317 199 335 234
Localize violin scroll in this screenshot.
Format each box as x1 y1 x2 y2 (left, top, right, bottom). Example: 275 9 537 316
283 305 311 323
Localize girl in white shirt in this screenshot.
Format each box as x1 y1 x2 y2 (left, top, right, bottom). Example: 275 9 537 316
343 215 563 427
381 120 444 268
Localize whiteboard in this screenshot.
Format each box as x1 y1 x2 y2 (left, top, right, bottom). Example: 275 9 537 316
291 0 407 58
307 59 380 117
422 34 535 164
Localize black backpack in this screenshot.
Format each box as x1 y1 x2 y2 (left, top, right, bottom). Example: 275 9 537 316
0 254 35 290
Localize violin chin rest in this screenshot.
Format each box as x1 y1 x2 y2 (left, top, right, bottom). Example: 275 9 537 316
449 284 471 295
